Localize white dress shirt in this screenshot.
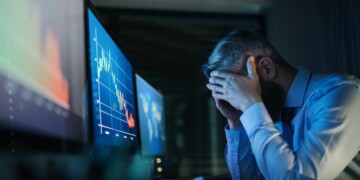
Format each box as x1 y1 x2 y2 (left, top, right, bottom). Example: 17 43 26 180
225 67 360 179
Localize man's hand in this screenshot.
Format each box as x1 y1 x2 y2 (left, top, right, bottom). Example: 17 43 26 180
207 56 262 112
214 98 242 129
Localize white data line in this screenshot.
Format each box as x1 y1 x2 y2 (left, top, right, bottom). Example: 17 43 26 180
100 110 128 123
96 79 134 108
93 27 135 138
93 39 132 81
97 100 126 117
95 56 133 95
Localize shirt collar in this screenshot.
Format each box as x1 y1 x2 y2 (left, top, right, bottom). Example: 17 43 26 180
284 66 311 107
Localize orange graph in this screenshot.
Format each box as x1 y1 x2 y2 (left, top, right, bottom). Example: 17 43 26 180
119 89 135 128
42 30 69 108
0 1 70 109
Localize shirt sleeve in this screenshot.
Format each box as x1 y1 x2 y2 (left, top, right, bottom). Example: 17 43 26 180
224 124 263 179
239 84 360 179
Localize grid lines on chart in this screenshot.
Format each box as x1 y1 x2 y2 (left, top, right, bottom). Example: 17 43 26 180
93 27 136 137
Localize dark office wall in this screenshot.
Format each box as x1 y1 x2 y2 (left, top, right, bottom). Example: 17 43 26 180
266 0 328 73
267 0 360 76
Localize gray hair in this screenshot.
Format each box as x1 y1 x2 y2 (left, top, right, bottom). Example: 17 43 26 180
202 30 290 78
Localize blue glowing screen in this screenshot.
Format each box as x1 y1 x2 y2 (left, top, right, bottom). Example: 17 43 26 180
136 74 166 155
88 9 137 147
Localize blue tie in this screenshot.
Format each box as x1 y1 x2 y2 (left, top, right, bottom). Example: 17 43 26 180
281 108 295 149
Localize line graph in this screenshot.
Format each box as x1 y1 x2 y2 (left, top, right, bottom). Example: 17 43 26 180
94 30 136 138
88 9 137 147
0 0 86 142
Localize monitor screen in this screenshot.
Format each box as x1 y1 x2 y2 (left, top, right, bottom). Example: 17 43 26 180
136 74 166 155
87 9 138 147
0 0 86 143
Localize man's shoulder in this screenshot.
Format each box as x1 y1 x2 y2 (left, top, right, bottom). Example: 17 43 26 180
309 73 359 87
305 73 360 101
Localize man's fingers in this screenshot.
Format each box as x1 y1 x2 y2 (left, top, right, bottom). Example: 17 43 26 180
212 91 226 100
247 56 258 79
207 83 225 94
210 70 232 79
209 77 226 87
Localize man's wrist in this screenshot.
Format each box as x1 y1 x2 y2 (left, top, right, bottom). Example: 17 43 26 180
240 102 272 137
242 97 262 112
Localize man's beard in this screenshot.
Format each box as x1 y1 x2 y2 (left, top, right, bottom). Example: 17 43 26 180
260 80 286 122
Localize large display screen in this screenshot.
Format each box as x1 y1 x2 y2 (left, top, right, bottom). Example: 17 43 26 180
136 74 166 155
0 0 86 142
88 9 138 147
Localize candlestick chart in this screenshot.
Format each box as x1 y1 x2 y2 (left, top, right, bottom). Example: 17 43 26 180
88 9 137 147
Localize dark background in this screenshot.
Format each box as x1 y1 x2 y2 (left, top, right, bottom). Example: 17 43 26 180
91 0 360 178
0 0 359 179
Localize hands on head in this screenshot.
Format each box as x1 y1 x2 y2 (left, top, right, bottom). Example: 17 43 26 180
213 98 242 129
206 56 263 128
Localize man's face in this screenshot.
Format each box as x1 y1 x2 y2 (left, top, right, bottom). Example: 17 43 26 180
203 58 286 121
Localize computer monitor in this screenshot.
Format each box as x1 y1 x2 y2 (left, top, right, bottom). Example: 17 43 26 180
87 8 138 148
135 74 166 156
0 0 86 145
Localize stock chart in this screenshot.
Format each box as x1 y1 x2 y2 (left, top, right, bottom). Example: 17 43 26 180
0 0 85 142
88 9 137 147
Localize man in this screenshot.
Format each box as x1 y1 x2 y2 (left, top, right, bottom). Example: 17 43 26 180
203 30 360 179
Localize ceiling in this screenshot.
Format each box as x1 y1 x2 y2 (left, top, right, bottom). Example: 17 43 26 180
92 0 271 14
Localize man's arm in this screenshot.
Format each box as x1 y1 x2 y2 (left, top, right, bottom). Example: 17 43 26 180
224 124 263 179
241 84 360 179
211 97 263 179
207 57 360 178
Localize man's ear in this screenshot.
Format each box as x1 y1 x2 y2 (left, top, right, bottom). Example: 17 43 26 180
258 57 276 80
